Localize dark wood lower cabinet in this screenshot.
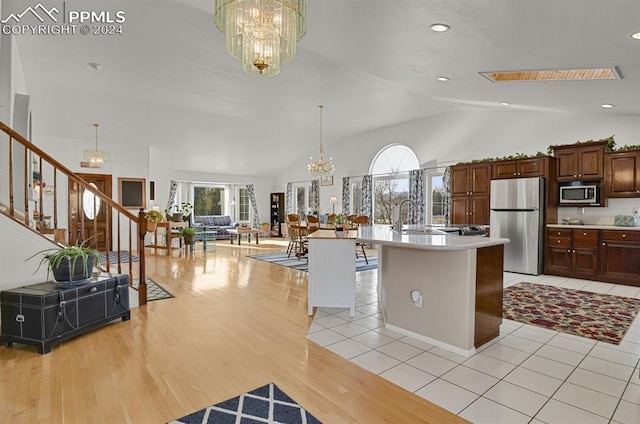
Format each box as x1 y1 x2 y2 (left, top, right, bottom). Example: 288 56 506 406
600 232 640 286
546 228 640 286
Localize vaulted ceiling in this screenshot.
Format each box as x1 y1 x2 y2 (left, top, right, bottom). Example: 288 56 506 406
5 0 640 176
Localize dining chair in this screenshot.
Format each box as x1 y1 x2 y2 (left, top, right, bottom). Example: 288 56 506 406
286 214 304 258
352 215 370 264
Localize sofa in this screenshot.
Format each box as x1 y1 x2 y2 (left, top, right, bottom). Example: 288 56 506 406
192 215 238 239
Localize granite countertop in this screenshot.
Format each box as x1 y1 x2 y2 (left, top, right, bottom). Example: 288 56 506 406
547 224 640 231
357 225 509 251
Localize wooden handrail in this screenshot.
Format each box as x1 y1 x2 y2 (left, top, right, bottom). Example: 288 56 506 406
0 121 148 305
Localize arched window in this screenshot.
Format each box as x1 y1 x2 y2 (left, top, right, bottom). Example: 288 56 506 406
368 144 419 224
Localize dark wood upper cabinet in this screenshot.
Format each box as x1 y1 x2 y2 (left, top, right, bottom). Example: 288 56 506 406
451 163 491 196
450 163 490 225
492 157 548 179
605 151 640 198
554 141 606 181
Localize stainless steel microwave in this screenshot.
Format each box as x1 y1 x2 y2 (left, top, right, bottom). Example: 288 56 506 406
559 183 600 204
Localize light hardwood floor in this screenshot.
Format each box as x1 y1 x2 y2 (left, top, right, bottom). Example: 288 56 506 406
0 238 467 424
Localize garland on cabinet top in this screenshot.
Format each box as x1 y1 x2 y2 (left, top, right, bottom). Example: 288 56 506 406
456 135 640 166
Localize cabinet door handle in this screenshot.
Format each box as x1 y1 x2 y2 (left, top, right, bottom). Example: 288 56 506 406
583 232 587 236
513 173 517 176
574 174 577 177
623 234 626 238
602 242 605 246
567 249 571 252
557 240 561 243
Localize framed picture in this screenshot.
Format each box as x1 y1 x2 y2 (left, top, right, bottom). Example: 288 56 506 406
321 175 334 186
118 177 146 209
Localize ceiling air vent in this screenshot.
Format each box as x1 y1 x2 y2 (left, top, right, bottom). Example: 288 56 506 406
480 67 620 82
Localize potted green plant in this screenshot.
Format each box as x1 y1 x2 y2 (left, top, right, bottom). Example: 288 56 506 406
27 239 101 285
260 222 270 232
333 213 349 236
179 226 197 244
144 209 164 232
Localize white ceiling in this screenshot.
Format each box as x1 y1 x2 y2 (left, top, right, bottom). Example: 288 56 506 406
5 0 640 176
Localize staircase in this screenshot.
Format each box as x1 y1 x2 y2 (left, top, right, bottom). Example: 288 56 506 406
0 121 149 305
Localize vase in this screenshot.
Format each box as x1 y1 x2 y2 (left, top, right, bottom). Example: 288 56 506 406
172 213 183 222
52 254 96 285
335 229 346 238
147 221 158 232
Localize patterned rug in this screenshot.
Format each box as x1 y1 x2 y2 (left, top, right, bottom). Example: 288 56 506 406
131 278 174 302
503 282 640 344
248 252 377 272
169 382 321 424
99 251 139 264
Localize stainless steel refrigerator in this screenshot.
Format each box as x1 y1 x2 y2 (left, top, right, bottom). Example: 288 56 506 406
490 177 544 275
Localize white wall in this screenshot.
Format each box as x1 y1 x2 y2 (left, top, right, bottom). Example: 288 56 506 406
0 213 52 290
277 109 640 216
149 147 275 225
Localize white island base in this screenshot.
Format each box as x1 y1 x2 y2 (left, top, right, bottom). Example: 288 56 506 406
378 243 504 357
307 230 358 318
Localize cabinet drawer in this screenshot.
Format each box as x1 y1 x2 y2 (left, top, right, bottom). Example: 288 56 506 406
548 237 571 247
572 229 599 247
548 228 571 238
601 230 640 242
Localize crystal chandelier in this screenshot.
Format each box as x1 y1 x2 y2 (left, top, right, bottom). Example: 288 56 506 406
308 105 334 178
214 0 307 77
83 123 108 168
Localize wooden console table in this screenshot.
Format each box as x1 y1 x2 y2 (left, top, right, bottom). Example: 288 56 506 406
146 221 188 255
0 273 130 354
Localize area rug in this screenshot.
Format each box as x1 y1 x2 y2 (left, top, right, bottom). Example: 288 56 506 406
503 282 640 344
248 252 377 272
131 278 174 302
98 251 139 264
169 382 321 424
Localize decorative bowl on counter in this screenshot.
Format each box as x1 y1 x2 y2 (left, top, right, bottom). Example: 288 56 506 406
614 215 638 227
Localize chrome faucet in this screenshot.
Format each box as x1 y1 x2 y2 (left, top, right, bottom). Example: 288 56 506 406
392 199 416 233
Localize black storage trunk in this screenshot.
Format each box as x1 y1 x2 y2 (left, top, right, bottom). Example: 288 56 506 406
1 273 130 354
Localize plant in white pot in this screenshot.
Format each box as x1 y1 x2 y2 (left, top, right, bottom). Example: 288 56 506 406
27 239 101 286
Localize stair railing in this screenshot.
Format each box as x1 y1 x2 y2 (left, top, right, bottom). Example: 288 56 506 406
0 121 149 305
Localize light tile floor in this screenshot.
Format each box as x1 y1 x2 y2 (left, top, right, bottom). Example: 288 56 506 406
307 271 640 423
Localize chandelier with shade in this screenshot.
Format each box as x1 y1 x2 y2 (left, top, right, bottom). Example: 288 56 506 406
83 123 108 169
214 0 307 77
308 105 334 178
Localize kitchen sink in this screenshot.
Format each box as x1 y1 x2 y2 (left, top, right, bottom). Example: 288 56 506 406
402 228 450 235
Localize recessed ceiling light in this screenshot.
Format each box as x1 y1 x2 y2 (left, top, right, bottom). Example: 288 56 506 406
631 32 640 40
601 104 615 109
500 102 511 106
88 62 103 71
429 23 450 32
437 76 449 82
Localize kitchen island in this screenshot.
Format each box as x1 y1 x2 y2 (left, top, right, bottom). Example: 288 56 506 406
358 226 509 357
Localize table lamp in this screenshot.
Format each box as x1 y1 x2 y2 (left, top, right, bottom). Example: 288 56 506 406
329 196 338 214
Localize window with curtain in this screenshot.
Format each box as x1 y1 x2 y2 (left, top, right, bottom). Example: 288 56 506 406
351 181 362 216
238 187 250 221
193 186 225 215
430 174 446 224
369 144 419 224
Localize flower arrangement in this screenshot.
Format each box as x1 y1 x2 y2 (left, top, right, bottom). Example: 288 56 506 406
144 209 164 223
178 202 193 217
333 213 349 231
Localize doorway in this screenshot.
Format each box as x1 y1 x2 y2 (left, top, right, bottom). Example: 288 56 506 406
69 173 112 250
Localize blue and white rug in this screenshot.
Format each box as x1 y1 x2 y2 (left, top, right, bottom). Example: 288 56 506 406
98 251 139 264
131 278 174 302
248 252 377 272
169 382 321 424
